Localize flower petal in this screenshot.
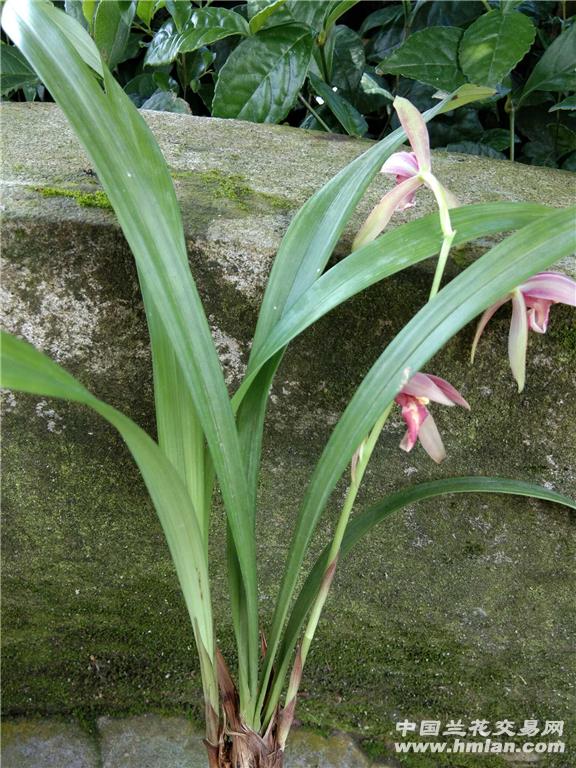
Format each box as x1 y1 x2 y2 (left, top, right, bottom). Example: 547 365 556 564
417 413 446 463
526 298 552 333
425 374 470 409
508 289 528 392
521 272 576 305
401 372 456 406
381 151 419 178
396 394 428 451
393 96 431 173
470 296 510 362
352 175 422 250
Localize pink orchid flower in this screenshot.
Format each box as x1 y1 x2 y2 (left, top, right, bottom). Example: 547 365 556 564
353 96 457 250
395 372 470 463
471 271 576 392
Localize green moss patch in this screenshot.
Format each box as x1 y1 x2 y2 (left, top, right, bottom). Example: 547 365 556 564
171 168 294 212
31 186 113 210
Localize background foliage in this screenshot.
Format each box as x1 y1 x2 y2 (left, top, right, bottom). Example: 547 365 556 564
2 1 575 164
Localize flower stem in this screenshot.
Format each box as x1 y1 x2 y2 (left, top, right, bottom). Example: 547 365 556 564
421 172 456 299
284 405 393 706
509 106 516 163
429 230 456 300
298 93 332 133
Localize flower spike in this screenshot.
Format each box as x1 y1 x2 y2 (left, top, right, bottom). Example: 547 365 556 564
471 271 576 392
353 97 456 251
395 372 470 463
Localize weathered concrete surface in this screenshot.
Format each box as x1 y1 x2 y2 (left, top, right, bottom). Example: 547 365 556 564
1 103 576 767
1 718 376 768
1 720 99 768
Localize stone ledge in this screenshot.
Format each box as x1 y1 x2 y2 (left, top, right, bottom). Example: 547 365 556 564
1 717 379 768
1 104 575 763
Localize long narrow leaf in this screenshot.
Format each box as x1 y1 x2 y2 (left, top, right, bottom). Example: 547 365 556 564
234 202 550 403
2 0 260 710
0 332 215 657
250 96 453 356
236 95 471 670
263 476 575 717
258 206 576 720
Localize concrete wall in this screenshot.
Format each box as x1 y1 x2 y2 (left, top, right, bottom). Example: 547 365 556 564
2 103 575 764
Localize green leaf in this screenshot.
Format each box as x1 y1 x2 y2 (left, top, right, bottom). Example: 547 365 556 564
82 0 97 26
353 71 393 113
144 9 249 67
284 0 333 32
0 332 218 678
248 0 288 34
519 23 576 104
93 0 135 69
267 476 576 712
549 94 576 112
413 0 485 27
500 0 524 12
0 41 39 95
141 89 192 113
308 72 367 137
330 25 365 93
359 4 403 36
323 1 359 32
547 123 576 156
481 127 516 150
212 24 313 123
166 0 192 32
520 140 557 167
446 140 506 158
136 0 155 26
124 72 158 105
258 206 576 723
2 0 260 715
459 10 535 87
64 0 89 30
243 203 552 388
433 83 497 113
377 27 467 91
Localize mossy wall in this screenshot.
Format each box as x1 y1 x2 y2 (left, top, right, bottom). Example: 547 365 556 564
1 104 575 766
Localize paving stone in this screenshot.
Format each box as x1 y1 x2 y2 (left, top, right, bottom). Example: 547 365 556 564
98 714 207 768
284 729 370 768
1 720 99 768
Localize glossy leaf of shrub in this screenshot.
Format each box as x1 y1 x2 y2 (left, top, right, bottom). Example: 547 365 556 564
549 95 576 113
247 0 288 34
212 24 313 123
165 0 192 32
0 42 39 95
518 22 576 105
308 72 367 137
93 0 135 70
144 9 250 67
377 27 467 91
329 25 365 93
459 9 535 87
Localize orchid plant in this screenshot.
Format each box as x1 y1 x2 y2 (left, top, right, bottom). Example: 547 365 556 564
1 3 575 767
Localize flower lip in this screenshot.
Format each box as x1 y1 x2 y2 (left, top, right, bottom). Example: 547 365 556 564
471 270 576 393
395 372 469 463
381 151 420 179
520 272 576 304
400 371 470 409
